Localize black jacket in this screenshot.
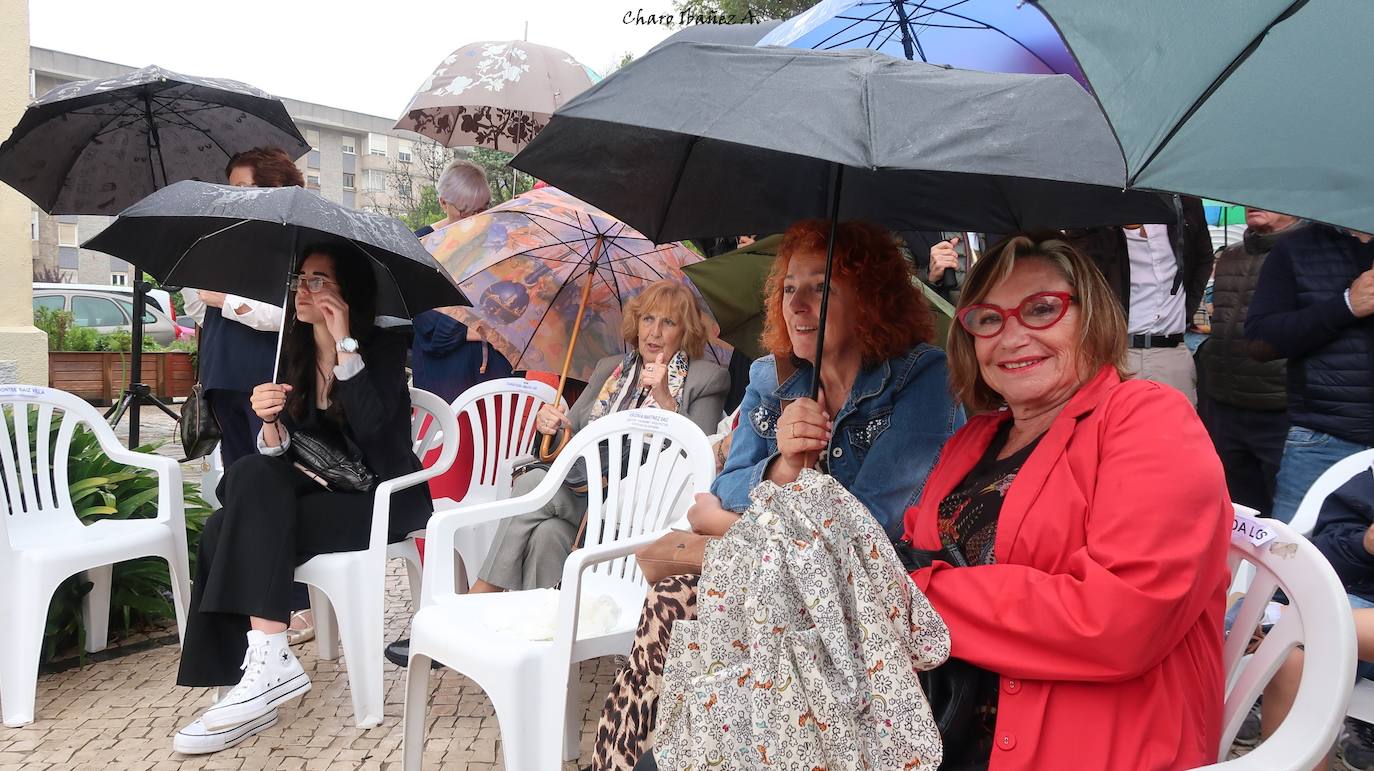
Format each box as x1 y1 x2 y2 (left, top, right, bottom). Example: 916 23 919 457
1245 224 1374 446
1197 227 1290 411
1064 196 1215 323
198 305 276 393
1312 470 1374 604
284 328 431 538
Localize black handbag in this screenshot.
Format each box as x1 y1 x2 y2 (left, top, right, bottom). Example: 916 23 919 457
288 429 378 493
179 383 221 460
896 538 991 767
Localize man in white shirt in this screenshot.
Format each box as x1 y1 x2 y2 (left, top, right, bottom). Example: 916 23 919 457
1066 196 1215 405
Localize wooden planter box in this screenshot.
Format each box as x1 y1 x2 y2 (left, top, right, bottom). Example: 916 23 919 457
49 351 195 405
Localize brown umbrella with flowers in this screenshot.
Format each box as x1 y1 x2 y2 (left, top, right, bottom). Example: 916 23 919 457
395 40 596 153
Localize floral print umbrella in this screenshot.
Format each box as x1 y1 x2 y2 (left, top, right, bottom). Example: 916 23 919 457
421 186 731 384
395 41 595 152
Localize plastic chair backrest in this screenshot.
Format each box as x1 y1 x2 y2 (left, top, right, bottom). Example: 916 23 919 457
409 388 453 463
0 385 117 546
1288 448 1374 537
454 378 563 493
1219 508 1355 767
562 409 714 585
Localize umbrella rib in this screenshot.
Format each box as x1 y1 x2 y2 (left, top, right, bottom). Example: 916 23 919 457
513 261 593 369
813 4 898 50
923 7 1062 72
348 239 411 319
160 218 252 282
151 107 236 159
1132 0 1308 182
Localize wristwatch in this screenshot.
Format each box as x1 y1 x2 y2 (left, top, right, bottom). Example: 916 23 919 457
336 336 359 354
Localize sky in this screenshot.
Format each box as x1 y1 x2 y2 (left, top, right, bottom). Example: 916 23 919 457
28 0 688 119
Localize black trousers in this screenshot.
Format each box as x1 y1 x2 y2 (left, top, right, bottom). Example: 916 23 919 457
177 454 382 687
1200 396 1289 518
206 388 261 469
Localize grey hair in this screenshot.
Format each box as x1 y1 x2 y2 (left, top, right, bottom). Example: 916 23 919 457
437 160 491 217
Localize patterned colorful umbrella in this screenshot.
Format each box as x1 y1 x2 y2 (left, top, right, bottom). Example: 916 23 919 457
421 186 730 390
395 41 595 151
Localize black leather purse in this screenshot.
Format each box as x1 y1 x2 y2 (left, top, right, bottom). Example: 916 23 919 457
288 429 377 493
895 538 990 766
179 383 221 460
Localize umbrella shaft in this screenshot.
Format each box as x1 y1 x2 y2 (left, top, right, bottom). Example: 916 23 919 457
810 164 844 400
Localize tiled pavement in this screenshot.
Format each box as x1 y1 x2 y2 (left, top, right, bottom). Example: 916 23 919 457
0 412 1337 769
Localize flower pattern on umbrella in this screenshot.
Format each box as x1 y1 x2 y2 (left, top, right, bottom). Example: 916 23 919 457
421 186 732 382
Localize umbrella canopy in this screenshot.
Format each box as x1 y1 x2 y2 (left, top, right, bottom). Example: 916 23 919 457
1031 0 1374 233
759 0 1085 85
420 186 728 383
681 234 954 360
0 65 307 215
512 43 1171 244
648 20 782 52
395 41 595 151
83 181 467 318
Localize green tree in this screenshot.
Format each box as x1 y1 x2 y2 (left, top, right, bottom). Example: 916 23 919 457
463 147 535 205
401 185 446 232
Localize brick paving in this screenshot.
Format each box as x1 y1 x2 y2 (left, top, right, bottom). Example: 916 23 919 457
0 411 1338 769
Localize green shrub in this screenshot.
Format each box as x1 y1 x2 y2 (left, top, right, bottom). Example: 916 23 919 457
10 408 211 663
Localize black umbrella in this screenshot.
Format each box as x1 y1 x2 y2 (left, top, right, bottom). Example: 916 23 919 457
84 181 469 376
513 42 1171 394
0 64 309 446
0 65 308 215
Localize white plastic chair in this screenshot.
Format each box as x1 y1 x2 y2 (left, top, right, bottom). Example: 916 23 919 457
0 384 190 727
401 409 715 770
294 387 457 728
1194 510 1357 770
387 377 564 597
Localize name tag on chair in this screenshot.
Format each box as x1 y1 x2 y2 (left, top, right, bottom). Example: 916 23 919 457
1233 511 1278 548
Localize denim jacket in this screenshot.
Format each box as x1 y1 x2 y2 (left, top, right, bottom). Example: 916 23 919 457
712 343 964 539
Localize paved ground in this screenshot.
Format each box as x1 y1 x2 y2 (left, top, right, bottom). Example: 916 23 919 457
0 411 1336 770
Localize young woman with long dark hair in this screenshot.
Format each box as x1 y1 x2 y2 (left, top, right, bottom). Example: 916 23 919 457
171 243 431 754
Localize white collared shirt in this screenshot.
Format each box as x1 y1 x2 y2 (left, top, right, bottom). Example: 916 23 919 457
1123 225 1187 335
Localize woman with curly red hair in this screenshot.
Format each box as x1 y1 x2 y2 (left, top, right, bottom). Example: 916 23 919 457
591 219 962 770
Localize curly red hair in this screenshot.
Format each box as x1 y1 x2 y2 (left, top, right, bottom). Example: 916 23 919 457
224 146 304 188
761 220 934 364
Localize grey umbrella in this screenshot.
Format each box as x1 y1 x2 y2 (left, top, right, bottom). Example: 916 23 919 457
513 43 1170 394
1030 0 1374 233
512 43 1170 243
0 65 308 215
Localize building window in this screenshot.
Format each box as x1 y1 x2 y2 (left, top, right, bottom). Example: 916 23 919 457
28 69 36 99
307 174 320 189
397 140 413 163
341 136 356 154
368 133 388 157
31 211 40 240
364 169 387 192
58 222 78 247
305 128 320 149
110 273 129 286
342 172 356 191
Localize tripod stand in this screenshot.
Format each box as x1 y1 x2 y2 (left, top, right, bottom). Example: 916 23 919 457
105 278 179 447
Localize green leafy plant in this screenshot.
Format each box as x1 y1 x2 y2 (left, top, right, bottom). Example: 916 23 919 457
12 408 211 663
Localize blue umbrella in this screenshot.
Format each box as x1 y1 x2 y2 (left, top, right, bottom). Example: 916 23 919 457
758 0 1085 86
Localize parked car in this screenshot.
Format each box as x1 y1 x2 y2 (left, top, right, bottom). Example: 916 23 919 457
33 286 177 345
174 314 197 341
34 282 174 320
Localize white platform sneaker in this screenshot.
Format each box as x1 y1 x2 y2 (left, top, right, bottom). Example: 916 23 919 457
200 630 310 731
173 709 278 755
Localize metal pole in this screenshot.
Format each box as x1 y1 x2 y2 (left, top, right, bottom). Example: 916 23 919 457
893 1 917 60
809 164 844 400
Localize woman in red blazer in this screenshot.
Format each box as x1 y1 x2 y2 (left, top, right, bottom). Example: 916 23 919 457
903 233 1232 771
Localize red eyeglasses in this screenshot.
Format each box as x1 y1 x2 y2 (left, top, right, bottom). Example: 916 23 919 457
958 291 1079 338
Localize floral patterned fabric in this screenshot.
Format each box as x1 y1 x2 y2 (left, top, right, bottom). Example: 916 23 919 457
655 469 951 770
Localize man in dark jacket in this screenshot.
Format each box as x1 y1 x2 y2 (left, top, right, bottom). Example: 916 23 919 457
1246 223 1374 523
1066 195 1214 404
1197 210 1301 517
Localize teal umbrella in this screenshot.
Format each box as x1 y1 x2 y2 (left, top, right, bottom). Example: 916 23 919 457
1032 0 1374 233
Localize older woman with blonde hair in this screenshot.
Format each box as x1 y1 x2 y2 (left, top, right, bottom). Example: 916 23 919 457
902 233 1231 770
467 279 730 594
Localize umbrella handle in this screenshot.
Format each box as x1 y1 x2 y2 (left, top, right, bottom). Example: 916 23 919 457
539 425 571 461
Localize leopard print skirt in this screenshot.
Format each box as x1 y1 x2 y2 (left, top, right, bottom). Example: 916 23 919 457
591 574 700 771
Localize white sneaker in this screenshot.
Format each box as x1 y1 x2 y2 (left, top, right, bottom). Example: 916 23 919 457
200 630 310 731
173 708 278 754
